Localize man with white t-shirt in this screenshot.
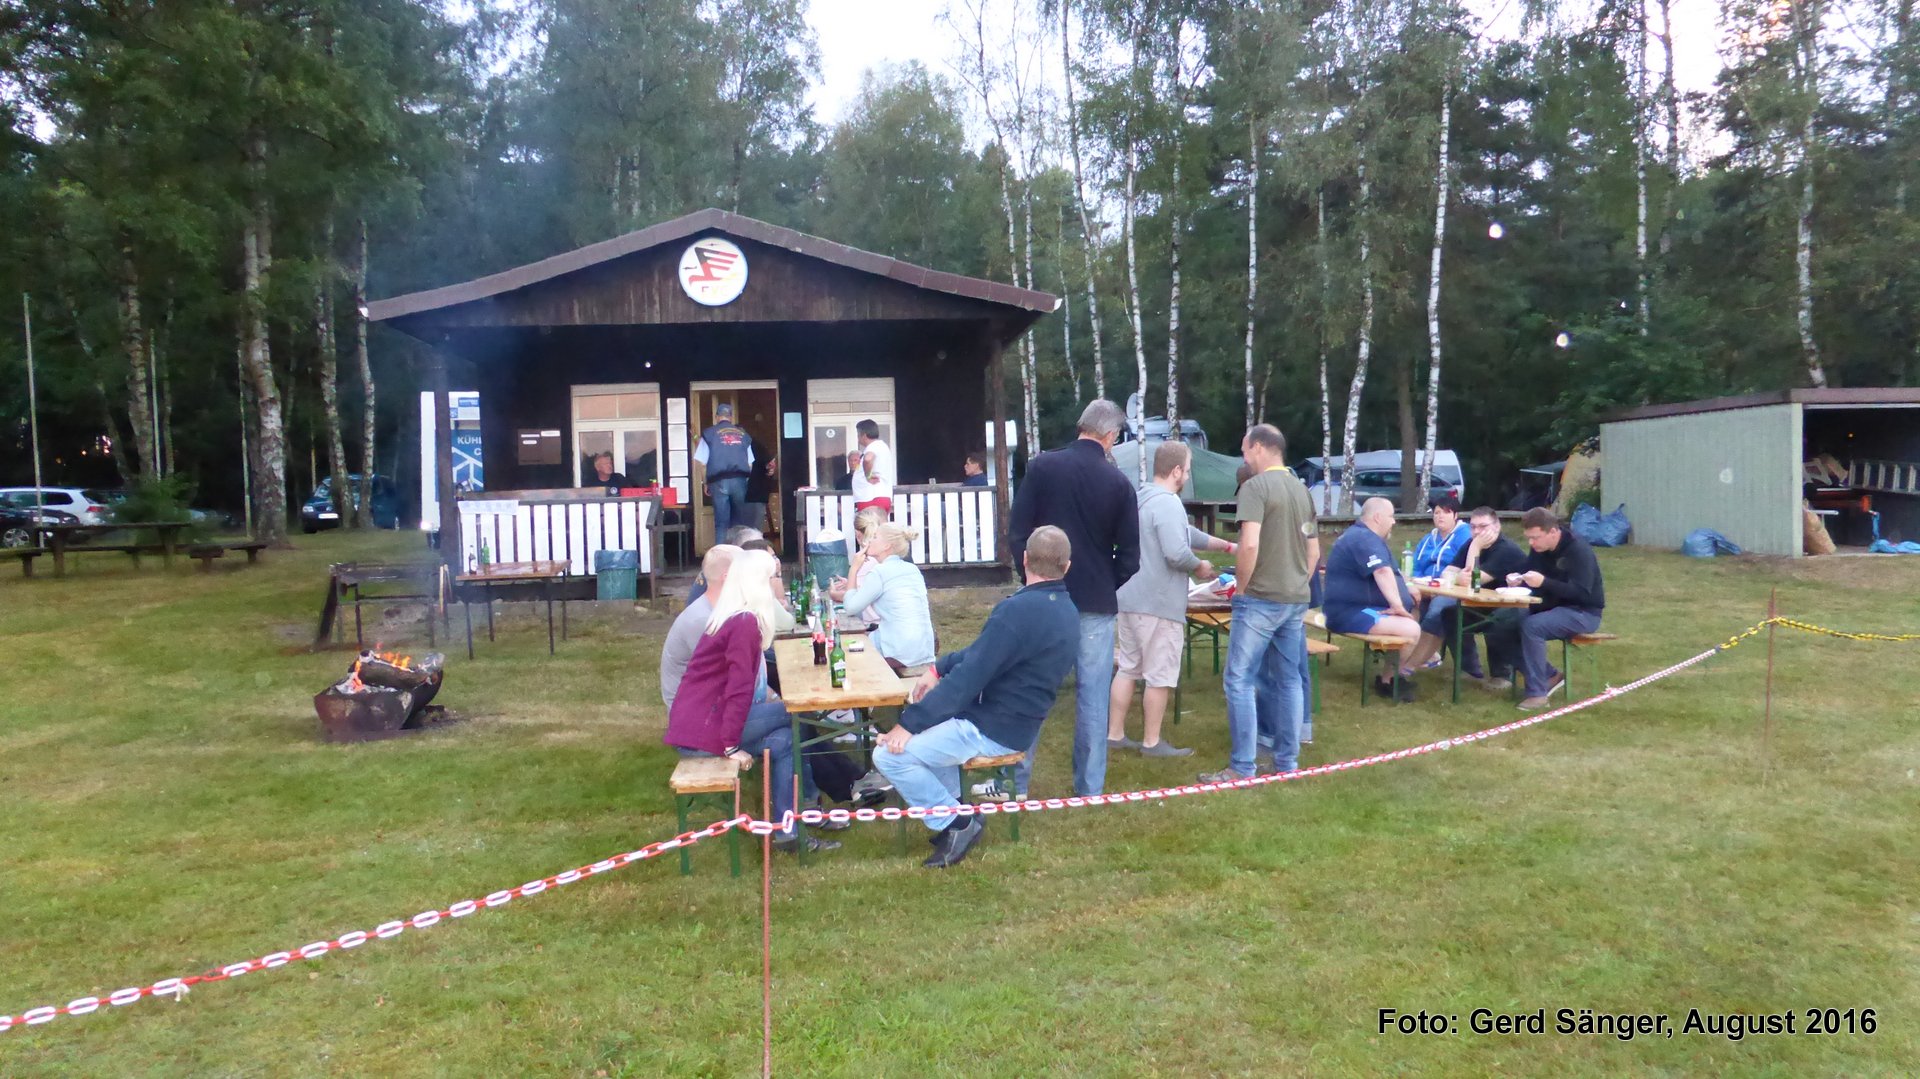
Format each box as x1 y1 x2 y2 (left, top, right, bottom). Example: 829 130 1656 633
848 419 895 513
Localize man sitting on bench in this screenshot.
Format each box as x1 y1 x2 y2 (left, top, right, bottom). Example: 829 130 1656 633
1323 497 1424 701
1488 507 1607 710
875 526 1080 869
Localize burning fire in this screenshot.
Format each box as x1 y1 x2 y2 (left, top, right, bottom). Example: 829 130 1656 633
344 648 419 694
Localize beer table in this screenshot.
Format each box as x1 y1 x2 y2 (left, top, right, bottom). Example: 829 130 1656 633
771 630 912 855
1419 580 1541 703
1175 599 1339 724
454 560 571 658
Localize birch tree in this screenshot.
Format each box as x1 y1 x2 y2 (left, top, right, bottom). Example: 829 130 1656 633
351 218 377 528
1060 0 1108 399
1418 63 1457 508
1789 0 1828 387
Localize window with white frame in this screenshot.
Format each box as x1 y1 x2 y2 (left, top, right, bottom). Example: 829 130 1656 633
572 385 662 487
807 378 896 488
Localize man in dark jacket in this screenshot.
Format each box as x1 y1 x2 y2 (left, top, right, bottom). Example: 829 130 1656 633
876 526 1080 868
1007 398 1140 797
1497 506 1606 709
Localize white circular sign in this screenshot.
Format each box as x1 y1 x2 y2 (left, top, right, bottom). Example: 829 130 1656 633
677 238 748 306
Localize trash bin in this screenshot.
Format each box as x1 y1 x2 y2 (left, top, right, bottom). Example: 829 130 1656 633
804 538 849 593
594 549 639 601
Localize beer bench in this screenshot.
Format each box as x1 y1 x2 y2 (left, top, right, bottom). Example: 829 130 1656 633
1 547 44 577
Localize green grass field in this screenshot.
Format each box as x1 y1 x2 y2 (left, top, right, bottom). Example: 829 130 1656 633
2 528 1917 1076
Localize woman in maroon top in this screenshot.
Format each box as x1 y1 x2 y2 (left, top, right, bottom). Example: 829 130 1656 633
664 549 837 853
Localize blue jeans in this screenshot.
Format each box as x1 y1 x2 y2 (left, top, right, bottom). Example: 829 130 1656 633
676 700 805 839
709 475 749 539
1420 597 1484 677
1258 631 1314 749
1514 607 1603 696
1224 596 1307 776
1016 611 1114 797
874 717 1015 832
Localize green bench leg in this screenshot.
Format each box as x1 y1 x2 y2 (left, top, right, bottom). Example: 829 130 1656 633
674 791 741 878
675 795 693 877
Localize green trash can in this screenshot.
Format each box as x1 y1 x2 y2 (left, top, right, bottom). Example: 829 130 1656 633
595 549 639 601
804 540 849 592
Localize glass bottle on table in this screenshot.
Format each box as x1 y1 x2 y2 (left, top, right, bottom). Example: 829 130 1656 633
828 628 847 689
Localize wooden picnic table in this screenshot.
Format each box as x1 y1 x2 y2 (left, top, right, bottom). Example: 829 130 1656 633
1175 598 1339 723
40 521 193 577
454 560 570 658
771 630 912 855
1418 579 1542 703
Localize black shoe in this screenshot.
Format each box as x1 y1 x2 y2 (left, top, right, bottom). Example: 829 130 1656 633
922 816 984 869
1374 677 1416 703
772 834 841 854
853 787 890 810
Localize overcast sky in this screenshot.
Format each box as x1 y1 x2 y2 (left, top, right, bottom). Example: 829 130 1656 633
804 0 1729 130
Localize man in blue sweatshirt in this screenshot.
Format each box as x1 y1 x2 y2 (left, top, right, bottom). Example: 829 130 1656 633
876 526 1080 868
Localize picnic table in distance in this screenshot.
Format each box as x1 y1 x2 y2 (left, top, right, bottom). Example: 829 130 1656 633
40 521 194 576
454 559 572 658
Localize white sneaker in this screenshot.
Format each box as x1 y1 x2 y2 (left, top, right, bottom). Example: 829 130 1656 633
969 779 1011 803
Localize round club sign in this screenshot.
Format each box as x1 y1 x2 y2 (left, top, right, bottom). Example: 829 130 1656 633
677 238 748 306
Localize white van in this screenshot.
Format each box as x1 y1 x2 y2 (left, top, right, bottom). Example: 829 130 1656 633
1295 450 1465 511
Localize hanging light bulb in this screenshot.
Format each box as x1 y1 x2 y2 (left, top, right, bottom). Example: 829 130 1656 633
1554 332 1571 349
1487 222 1505 240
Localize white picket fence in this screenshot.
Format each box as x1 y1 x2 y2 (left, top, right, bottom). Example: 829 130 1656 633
799 485 999 566
458 495 658 577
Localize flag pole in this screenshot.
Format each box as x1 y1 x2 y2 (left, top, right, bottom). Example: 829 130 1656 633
23 294 45 516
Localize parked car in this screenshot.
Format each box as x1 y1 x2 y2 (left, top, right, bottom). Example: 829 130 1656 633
302 474 400 532
1117 416 1210 453
0 501 76 547
87 489 238 530
1298 450 1466 510
0 486 110 525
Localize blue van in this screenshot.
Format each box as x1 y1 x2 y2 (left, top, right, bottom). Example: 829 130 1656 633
301 474 399 532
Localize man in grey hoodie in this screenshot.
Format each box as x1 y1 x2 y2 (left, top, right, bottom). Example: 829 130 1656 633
1109 441 1236 757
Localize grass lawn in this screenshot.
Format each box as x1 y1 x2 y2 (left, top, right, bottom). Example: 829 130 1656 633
2 527 1917 1076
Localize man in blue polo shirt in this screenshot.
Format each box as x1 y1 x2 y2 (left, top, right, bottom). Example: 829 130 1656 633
1323 497 1424 701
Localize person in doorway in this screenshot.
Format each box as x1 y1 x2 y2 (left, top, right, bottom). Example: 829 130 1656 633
744 435 777 535
1488 507 1606 710
876 526 1079 869
695 402 755 540
962 450 990 487
1110 441 1234 759
1007 399 1140 798
582 450 628 490
1322 497 1425 701
1199 424 1318 784
847 419 895 513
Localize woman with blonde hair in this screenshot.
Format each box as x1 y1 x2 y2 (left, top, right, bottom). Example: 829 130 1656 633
829 522 937 671
665 549 837 853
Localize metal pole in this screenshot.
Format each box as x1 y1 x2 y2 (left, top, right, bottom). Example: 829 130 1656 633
761 749 774 1079
23 294 45 515
1762 587 1777 780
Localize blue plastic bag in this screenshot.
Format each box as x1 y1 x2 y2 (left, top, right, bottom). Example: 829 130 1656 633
1681 528 1742 558
1867 512 1920 554
1571 503 1632 547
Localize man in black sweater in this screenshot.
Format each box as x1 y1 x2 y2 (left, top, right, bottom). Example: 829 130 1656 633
877 527 1081 868
1007 399 1140 797
1493 506 1606 709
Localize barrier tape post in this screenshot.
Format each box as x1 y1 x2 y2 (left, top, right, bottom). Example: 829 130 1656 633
1763 589 1777 780
762 748 774 1079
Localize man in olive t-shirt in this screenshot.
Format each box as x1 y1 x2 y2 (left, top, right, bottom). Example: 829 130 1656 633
1199 424 1321 784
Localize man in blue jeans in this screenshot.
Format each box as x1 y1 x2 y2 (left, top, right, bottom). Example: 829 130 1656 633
694 402 754 540
1202 423 1319 783
876 527 1080 868
1008 400 1140 797
1489 506 1606 710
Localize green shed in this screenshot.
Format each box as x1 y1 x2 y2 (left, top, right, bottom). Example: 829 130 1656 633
1600 389 1920 556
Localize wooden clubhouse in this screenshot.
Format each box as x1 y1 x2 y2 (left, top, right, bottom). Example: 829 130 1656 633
369 208 1059 590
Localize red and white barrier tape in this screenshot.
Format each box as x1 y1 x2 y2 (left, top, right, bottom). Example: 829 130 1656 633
1 643 1720 1035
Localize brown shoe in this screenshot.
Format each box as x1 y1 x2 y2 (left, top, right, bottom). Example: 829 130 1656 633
1516 696 1551 711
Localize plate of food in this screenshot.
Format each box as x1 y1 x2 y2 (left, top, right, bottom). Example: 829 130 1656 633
1494 586 1532 598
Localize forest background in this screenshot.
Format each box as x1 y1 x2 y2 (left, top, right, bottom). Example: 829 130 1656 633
0 0 1914 539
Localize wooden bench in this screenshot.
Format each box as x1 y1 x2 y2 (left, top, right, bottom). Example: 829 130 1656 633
1562 632 1620 699
1 547 44 577
1171 631 1341 725
669 756 742 877
186 540 270 572
227 540 269 564
1332 630 1414 705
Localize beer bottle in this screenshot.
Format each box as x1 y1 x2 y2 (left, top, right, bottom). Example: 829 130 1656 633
828 629 847 689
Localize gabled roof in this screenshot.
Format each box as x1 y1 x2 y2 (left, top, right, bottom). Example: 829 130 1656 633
368 207 1061 323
